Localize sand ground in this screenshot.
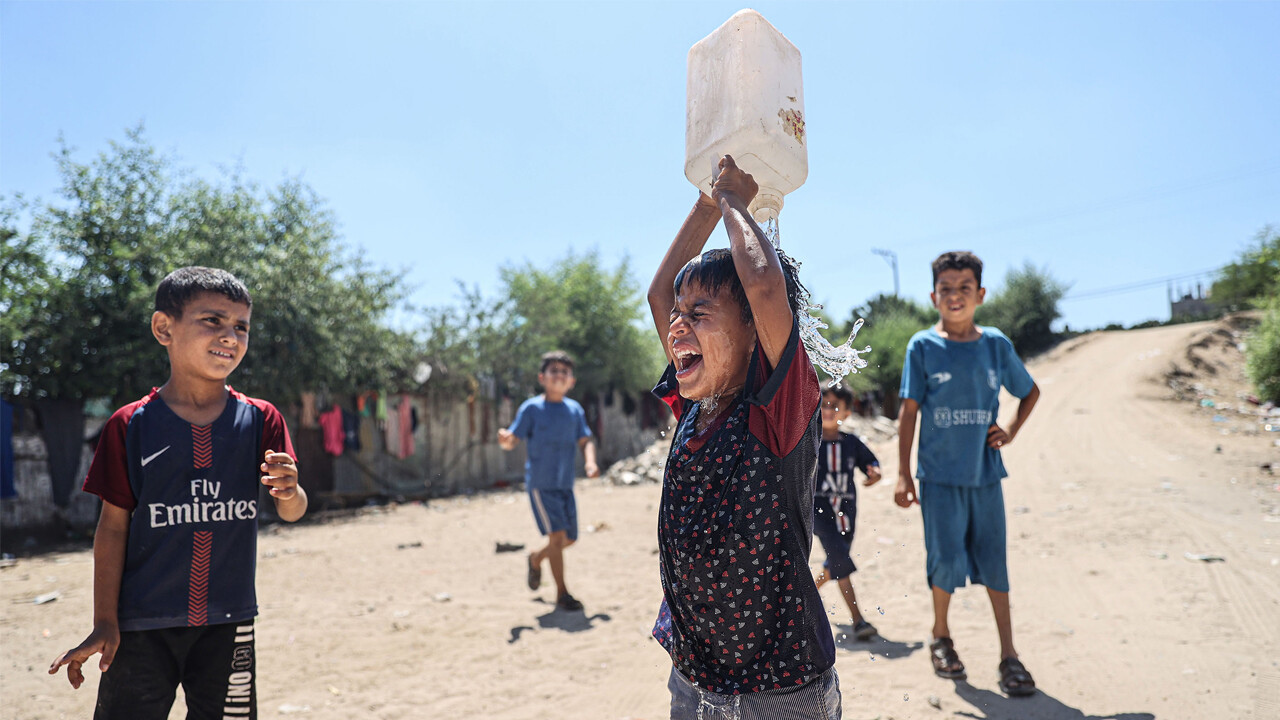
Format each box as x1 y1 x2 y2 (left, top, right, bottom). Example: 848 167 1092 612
4 320 1279 719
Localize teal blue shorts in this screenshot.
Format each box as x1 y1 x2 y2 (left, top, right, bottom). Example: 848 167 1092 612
919 481 1009 594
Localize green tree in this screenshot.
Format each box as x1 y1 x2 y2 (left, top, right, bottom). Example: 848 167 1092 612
1247 297 1280 403
1212 225 1280 311
498 250 665 399
976 263 1069 356
833 294 936 416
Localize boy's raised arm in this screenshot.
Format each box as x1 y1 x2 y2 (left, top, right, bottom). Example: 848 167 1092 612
648 193 721 364
49 501 130 687
712 156 792 370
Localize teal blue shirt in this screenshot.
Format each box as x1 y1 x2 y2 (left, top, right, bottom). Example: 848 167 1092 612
900 327 1034 487
508 395 591 490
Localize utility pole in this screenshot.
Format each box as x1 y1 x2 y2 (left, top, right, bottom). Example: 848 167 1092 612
871 248 899 297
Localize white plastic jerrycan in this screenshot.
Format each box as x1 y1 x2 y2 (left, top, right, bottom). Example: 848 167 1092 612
685 9 807 223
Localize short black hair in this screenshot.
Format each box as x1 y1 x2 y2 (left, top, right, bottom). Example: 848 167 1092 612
540 350 574 374
155 267 252 318
673 247 807 324
823 385 854 408
931 251 983 288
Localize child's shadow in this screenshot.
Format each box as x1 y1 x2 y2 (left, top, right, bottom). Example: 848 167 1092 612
508 600 612 643
833 626 923 660
951 679 1156 720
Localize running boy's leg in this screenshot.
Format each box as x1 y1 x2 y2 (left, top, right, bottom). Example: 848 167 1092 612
180 621 257 720
94 630 181 720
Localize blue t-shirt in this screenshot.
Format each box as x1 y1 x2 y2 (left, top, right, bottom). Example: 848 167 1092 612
900 327 1034 487
508 395 591 491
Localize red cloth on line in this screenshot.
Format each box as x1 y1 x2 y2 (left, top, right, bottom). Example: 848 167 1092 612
319 405 345 456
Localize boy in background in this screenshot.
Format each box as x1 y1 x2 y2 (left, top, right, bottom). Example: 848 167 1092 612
895 251 1040 697
812 385 881 642
498 350 598 612
50 266 306 719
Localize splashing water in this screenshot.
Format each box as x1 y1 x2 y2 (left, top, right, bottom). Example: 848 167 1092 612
766 218 871 385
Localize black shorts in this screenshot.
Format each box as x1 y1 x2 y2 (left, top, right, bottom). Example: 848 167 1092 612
813 495 857 580
95 620 256 720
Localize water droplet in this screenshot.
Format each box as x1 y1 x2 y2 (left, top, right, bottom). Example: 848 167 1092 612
868 653 876 661
876 605 884 615
904 693 910 701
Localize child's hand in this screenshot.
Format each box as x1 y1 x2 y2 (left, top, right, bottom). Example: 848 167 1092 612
49 622 119 688
261 450 298 500
863 466 883 487
585 461 599 479
497 429 517 451
987 423 1013 449
711 155 759 206
894 474 918 508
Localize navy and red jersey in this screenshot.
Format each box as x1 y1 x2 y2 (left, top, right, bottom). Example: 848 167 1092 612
83 387 294 632
651 322 834 695
816 434 879 534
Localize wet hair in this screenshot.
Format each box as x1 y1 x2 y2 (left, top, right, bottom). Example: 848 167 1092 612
155 266 252 318
823 385 854 409
673 247 807 324
931 251 983 288
540 350 575 374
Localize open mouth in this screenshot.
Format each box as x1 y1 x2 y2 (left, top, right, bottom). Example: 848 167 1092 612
210 349 234 360
674 347 703 378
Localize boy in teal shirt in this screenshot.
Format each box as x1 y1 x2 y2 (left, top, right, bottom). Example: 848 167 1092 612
895 251 1041 697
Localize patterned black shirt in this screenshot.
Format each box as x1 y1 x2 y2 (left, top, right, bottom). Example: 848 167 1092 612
651 324 835 694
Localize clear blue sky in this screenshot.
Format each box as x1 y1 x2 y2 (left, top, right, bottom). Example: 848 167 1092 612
4 1 1278 331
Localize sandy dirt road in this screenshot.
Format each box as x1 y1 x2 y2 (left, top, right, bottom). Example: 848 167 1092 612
3 321 1278 719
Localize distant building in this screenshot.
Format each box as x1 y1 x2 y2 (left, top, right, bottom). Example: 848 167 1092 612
1169 282 1217 320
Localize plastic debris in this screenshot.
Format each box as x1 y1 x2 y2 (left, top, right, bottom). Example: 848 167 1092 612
928 695 942 709
33 591 61 605
396 541 422 550
1184 552 1226 563
495 541 525 554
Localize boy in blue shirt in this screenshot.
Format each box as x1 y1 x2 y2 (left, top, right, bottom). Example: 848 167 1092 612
813 385 882 642
498 350 598 611
895 251 1041 697
49 266 307 719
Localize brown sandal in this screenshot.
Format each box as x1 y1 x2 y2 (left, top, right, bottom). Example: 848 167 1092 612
998 657 1036 696
929 637 966 679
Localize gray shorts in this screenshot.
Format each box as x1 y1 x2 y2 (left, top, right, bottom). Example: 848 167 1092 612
667 665 841 720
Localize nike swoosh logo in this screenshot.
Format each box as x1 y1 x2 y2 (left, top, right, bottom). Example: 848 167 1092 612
140 446 171 467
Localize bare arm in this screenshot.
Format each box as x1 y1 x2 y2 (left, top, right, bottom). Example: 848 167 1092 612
579 436 599 478
895 398 920 507
648 193 721 364
988 383 1040 448
49 501 130 687
713 156 792 369
263 450 307 522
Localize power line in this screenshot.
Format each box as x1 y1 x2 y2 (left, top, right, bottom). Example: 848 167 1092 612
1061 266 1225 301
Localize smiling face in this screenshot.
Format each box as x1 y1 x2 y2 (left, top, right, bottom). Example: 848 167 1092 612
931 268 985 326
153 291 251 383
538 361 576 399
820 391 851 433
667 280 756 402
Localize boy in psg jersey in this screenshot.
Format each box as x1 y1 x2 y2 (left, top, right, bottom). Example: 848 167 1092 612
647 156 840 718
50 266 306 720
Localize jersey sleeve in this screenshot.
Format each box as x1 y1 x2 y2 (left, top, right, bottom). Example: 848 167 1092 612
575 402 592 440
260 402 297 461
900 334 928 403
652 363 686 422
848 435 880 473
82 405 137 511
509 400 534 440
998 334 1035 398
745 321 820 457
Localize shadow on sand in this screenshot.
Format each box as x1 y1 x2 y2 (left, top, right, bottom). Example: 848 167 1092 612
950 679 1156 720
832 624 924 660
508 599 612 643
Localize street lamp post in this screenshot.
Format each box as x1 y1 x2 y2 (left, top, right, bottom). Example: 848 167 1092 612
871 248 899 297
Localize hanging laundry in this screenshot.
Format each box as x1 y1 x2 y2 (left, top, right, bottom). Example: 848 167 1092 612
384 398 400 455
342 409 361 452
318 405 345 456
1 398 14 499
397 395 414 459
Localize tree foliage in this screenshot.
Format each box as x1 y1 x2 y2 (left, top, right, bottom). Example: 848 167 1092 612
1 127 415 407
844 294 937 397
1212 225 1280 311
975 262 1069 356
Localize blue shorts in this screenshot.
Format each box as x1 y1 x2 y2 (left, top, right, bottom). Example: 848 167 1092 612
528 488 577 541
668 665 841 720
812 496 857 580
919 481 1008 594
